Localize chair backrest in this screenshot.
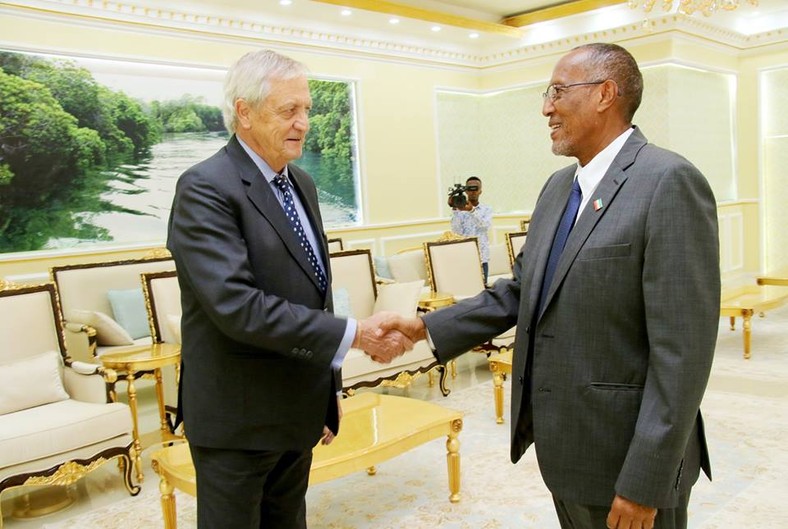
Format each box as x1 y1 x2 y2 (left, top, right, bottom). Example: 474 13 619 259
519 219 530 233
506 231 528 268
329 249 377 319
424 238 485 297
51 255 175 319
0 281 65 362
140 270 180 344
327 238 344 253
386 247 429 283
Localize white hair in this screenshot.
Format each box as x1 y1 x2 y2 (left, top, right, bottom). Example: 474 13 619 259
222 49 309 133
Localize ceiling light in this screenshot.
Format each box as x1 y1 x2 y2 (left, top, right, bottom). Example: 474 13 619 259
340 9 352 16
279 0 292 5
431 25 442 32
469 33 480 39
389 18 400 24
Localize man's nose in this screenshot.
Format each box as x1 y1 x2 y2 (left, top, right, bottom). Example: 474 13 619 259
542 98 554 116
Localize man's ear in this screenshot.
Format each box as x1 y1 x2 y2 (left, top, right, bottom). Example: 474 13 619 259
597 79 618 113
235 98 252 130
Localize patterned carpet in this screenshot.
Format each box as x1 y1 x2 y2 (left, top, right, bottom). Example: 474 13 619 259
22 305 788 528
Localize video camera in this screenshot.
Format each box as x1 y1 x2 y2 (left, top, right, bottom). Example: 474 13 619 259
448 182 479 209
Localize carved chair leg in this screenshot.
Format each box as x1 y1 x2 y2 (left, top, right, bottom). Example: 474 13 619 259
492 369 505 424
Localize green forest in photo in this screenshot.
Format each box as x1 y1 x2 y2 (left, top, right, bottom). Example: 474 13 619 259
0 51 357 253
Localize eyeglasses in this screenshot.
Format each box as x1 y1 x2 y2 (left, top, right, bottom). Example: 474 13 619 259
542 81 605 102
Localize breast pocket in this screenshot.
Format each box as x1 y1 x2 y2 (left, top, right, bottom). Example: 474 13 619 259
577 243 631 261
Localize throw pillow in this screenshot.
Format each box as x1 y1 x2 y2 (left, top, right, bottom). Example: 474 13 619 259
386 252 426 283
332 287 354 318
67 309 134 346
373 256 394 280
373 279 424 316
0 350 70 415
107 288 151 340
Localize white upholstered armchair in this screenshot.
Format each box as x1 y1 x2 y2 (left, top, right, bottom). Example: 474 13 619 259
329 249 449 395
0 281 139 528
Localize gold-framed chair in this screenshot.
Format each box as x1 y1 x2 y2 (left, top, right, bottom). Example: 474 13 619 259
327 237 344 253
505 231 528 269
519 218 530 232
0 281 139 527
140 270 181 429
329 249 448 395
423 237 516 360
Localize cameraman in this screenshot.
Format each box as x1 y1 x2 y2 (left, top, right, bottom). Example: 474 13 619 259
448 176 493 285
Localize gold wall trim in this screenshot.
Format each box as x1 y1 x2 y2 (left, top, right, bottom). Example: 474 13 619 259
503 0 625 28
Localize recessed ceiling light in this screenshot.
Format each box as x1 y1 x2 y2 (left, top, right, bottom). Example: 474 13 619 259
279 0 292 5
389 18 400 25
340 9 352 16
431 25 442 32
469 32 480 39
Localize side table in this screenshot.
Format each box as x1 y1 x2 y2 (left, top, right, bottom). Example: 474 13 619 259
100 342 181 483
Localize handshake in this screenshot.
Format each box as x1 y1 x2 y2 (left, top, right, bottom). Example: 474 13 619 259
351 311 429 363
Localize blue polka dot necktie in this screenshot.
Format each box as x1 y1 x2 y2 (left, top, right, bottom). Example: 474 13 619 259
537 177 582 316
273 173 328 294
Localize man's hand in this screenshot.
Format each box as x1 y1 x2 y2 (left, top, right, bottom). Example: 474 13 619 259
606 495 657 529
353 311 413 363
376 314 428 344
320 397 343 445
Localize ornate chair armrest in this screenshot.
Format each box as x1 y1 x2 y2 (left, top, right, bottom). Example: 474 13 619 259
63 364 118 403
63 322 99 362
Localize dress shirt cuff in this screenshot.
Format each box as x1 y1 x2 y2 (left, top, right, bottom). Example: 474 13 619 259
332 318 357 368
425 326 438 352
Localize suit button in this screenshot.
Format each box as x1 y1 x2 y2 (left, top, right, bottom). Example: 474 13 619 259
291 348 299 355
525 326 531 334
518 376 524 384
538 387 551 393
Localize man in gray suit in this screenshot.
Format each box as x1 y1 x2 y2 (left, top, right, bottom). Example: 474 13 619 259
381 43 719 529
167 49 409 529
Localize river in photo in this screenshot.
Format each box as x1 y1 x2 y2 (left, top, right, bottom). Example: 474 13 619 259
47 132 356 249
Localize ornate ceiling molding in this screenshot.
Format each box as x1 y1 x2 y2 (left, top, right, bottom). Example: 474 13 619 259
2 0 785 69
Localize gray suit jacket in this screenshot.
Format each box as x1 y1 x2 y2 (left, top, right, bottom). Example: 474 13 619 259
167 135 347 451
424 127 719 508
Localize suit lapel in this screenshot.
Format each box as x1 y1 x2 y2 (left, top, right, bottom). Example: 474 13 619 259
228 138 326 295
538 128 647 318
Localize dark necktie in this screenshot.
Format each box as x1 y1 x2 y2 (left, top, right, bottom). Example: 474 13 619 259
537 177 582 315
273 174 328 294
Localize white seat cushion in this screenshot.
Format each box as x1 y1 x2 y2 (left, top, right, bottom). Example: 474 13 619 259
0 399 132 468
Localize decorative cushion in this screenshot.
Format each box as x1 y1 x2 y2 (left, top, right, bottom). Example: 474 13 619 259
0 350 69 415
373 280 424 316
67 309 134 346
332 287 354 318
386 252 427 283
167 314 182 344
107 288 150 340
373 256 394 280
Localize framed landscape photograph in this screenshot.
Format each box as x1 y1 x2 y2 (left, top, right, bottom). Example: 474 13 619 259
0 49 360 255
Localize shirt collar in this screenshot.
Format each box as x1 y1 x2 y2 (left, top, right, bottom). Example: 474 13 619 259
236 136 288 184
575 126 634 197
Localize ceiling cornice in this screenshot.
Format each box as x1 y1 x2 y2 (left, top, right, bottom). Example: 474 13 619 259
1 0 785 70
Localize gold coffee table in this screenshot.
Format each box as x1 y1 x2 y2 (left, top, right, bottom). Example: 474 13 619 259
100 342 181 482
720 286 788 359
152 393 463 529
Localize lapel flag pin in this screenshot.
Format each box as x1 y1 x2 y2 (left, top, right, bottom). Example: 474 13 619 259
593 198 603 211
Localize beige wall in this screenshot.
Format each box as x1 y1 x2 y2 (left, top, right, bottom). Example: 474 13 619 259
0 7 786 287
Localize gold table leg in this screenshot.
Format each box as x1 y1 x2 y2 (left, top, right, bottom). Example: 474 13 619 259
154 367 170 437
158 472 177 529
492 367 505 424
125 372 144 483
446 418 462 503
742 309 753 359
